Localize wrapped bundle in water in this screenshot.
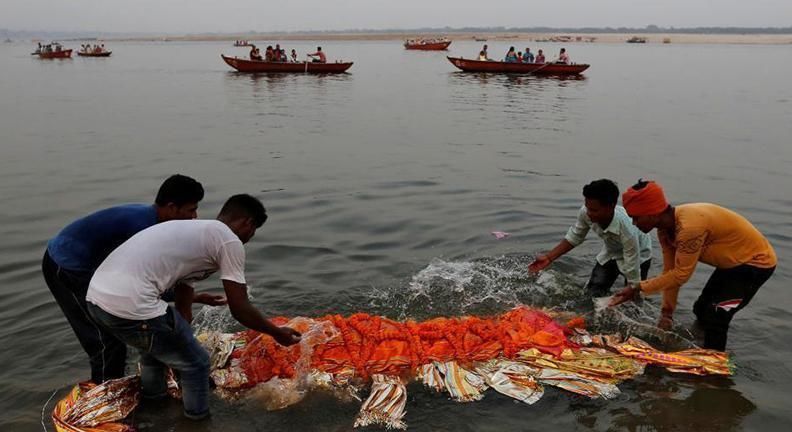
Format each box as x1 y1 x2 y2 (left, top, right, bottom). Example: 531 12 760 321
52 306 733 430
52 376 140 432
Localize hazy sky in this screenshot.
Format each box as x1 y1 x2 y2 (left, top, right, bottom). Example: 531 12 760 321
3 0 791 33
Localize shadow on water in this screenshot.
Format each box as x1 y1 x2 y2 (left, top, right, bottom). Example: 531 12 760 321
447 71 588 87
597 374 756 432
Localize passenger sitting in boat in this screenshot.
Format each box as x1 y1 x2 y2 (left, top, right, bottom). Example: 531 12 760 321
291 49 298 62
504 46 518 63
556 48 570 64
264 46 274 62
524 48 534 63
308 46 326 63
280 49 288 62
274 44 282 61
535 49 546 64
517 51 523 62
478 50 489 61
250 45 263 61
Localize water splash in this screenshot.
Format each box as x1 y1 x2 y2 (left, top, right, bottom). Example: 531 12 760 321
246 317 339 411
368 256 698 350
368 256 585 319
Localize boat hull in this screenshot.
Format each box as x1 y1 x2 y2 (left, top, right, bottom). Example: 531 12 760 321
36 49 72 59
446 57 589 75
404 41 452 50
221 55 353 73
77 51 112 57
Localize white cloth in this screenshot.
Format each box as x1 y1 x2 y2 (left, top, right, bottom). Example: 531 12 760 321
87 220 246 320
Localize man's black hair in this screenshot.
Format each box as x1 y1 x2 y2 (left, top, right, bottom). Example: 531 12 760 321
155 174 204 206
219 194 267 227
631 178 651 190
582 179 619 206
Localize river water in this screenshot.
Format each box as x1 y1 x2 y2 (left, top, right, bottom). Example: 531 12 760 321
0 40 790 431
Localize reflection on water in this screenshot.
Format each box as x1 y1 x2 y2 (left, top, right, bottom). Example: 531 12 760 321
604 375 755 432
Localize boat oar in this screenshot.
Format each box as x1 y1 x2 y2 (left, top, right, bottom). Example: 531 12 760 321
526 63 551 75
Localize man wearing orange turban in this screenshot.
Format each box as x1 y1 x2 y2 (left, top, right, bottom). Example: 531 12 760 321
610 180 777 351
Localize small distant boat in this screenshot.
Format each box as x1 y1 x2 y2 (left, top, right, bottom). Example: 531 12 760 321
77 50 112 57
474 37 488 42
404 40 452 50
233 40 252 47
221 55 353 73
447 56 589 75
33 43 72 59
3 38 12 44
626 36 647 44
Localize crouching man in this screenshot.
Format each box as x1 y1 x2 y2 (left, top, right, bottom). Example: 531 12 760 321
86 194 301 419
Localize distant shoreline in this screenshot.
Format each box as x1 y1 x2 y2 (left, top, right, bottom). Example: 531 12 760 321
103 32 792 45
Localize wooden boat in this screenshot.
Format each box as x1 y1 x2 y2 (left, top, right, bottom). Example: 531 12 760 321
626 36 647 43
36 49 73 59
77 51 112 57
221 55 353 73
447 56 590 75
404 40 452 50
233 41 251 47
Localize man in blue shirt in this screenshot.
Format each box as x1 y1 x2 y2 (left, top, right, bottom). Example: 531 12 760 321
42 174 211 383
528 179 653 296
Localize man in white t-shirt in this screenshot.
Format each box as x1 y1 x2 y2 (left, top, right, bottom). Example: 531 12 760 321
86 194 301 420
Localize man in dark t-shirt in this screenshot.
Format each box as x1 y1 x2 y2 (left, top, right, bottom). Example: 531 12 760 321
43 174 212 383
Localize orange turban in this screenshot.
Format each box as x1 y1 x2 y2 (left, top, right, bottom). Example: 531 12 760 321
622 180 669 216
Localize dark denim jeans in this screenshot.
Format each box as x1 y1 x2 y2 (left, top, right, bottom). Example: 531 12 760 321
585 259 652 297
42 250 127 383
693 264 775 351
87 303 210 419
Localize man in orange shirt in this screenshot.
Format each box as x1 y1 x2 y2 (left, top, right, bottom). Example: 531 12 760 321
308 46 326 63
610 180 776 351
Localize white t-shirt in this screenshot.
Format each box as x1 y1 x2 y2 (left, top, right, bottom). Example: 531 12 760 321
87 220 246 320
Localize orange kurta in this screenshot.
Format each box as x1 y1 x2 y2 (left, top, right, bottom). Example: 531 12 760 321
639 203 777 315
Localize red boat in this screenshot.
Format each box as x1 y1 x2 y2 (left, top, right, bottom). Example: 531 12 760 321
36 49 73 59
77 51 112 57
447 57 589 75
404 40 452 50
221 55 353 73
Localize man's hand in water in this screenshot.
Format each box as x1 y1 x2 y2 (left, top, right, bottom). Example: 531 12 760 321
273 327 302 346
658 314 674 330
193 292 227 306
528 254 552 273
609 284 640 307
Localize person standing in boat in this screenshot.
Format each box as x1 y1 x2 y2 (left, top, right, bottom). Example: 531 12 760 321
523 47 534 63
535 49 546 64
308 46 326 63
609 180 776 351
557 48 570 64
42 175 214 384
274 44 282 61
86 194 302 420
529 179 653 297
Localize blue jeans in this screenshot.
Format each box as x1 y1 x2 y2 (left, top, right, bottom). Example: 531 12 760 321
87 303 210 419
